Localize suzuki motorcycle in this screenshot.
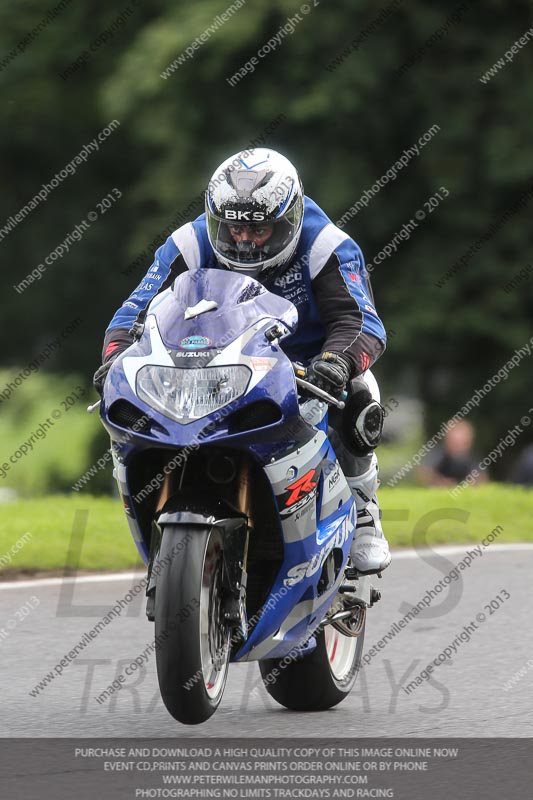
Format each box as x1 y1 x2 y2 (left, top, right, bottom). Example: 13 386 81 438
96 269 380 725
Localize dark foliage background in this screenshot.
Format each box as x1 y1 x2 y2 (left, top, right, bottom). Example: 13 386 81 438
1 0 532 478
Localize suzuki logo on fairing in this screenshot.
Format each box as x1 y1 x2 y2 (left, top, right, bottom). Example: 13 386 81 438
283 506 355 587
224 210 266 221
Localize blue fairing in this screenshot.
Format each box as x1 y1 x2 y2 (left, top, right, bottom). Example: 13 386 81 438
102 271 301 451
234 501 356 660
101 271 357 662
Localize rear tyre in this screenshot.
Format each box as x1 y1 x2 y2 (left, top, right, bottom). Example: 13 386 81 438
154 524 231 724
258 617 365 711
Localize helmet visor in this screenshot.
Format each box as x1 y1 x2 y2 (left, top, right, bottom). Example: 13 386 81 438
206 205 300 273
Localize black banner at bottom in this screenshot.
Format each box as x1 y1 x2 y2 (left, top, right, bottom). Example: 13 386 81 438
1 738 530 800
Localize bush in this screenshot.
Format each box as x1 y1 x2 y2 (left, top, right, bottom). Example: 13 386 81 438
0 371 109 496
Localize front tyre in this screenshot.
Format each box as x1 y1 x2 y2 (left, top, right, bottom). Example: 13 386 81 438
154 524 231 725
258 618 365 711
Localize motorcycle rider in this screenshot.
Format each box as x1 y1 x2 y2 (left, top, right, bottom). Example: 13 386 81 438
94 148 391 575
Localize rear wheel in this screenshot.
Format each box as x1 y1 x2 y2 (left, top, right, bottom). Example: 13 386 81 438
258 610 365 711
154 524 231 724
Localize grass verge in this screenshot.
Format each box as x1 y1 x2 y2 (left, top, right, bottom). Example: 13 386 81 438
0 485 531 576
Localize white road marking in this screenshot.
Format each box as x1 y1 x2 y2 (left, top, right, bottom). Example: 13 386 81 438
0 543 531 590
0 571 144 591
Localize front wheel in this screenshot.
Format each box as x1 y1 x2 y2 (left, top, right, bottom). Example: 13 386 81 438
258 613 365 711
154 524 231 724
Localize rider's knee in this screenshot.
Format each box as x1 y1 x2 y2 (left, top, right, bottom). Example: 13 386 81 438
330 375 384 458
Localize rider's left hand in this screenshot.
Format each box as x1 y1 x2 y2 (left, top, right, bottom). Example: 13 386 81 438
307 351 352 399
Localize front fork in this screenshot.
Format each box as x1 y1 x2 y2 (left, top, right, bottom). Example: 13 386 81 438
221 456 252 640
145 454 253 645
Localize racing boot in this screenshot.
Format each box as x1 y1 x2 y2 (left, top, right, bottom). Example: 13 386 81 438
346 453 391 575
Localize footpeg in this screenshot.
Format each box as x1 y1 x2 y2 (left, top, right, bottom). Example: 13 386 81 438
344 566 360 580
342 573 373 607
370 587 381 606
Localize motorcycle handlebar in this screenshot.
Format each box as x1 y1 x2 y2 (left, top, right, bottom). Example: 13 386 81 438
293 366 346 410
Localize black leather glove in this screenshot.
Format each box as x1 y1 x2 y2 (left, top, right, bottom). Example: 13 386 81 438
93 328 135 396
307 351 352 399
93 344 129 396
93 360 114 396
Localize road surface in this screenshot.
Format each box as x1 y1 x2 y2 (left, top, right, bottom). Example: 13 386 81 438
1 544 531 737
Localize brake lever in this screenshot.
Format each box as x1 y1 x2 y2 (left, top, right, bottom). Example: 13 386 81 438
294 376 345 410
87 400 101 414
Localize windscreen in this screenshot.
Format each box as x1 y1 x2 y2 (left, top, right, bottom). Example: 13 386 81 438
147 269 298 349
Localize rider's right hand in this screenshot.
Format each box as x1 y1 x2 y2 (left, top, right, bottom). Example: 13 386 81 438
93 358 116 396
94 328 136 396
93 341 129 396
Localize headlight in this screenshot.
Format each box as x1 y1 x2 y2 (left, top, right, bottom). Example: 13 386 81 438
136 365 251 423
